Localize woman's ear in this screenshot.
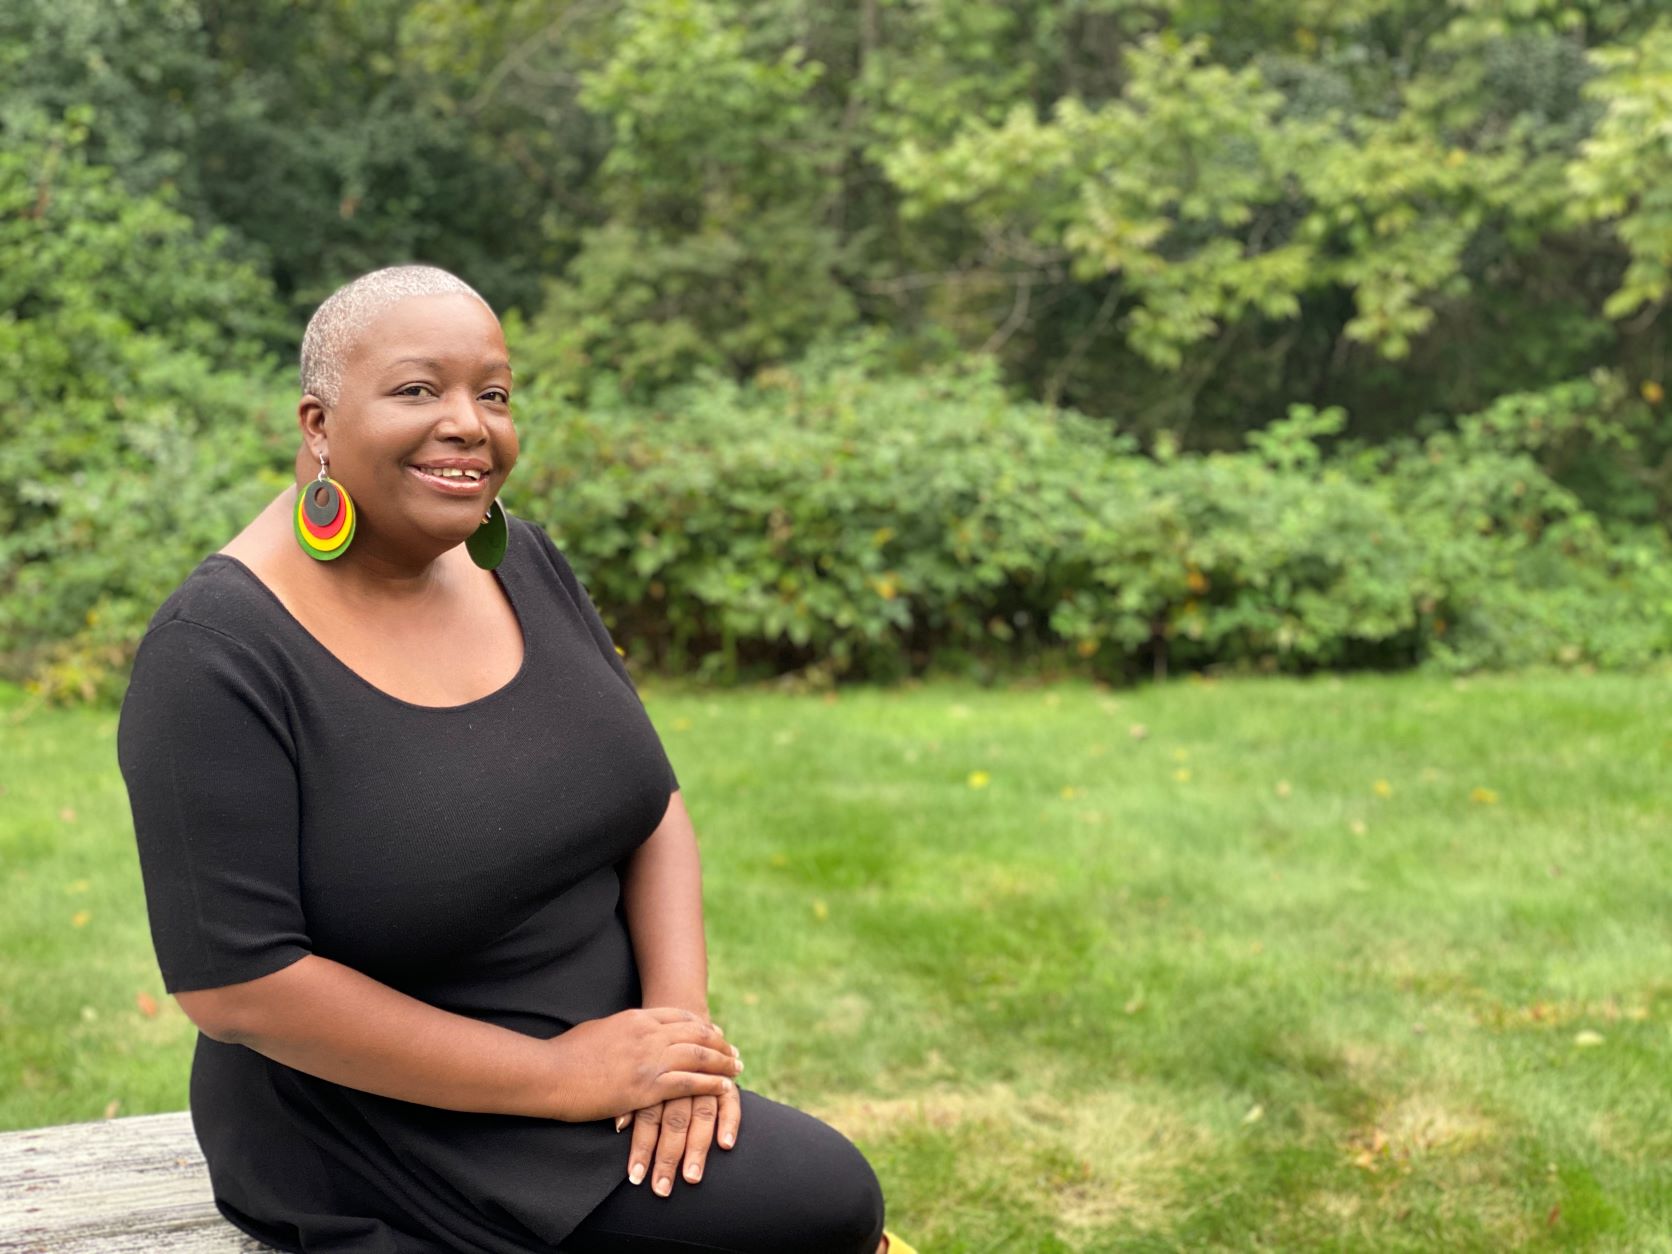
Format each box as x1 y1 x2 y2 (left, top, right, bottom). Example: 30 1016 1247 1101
296 394 328 480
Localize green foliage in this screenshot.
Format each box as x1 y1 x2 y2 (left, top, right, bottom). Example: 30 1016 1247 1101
0 119 293 701
504 344 1670 687
516 0 857 399
1569 20 1672 318
0 0 580 320
5 2 1671 696
6 0 1672 443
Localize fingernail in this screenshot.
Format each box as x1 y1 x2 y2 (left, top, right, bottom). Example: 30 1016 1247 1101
712 1023 724 1035
614 1116 627 1133
655 1176 671 1197
686 1164 701 1181
629 1163 645 1185
720 1134 734 1148
734 1057 744 1072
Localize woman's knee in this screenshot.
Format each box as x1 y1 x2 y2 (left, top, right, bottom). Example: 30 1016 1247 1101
756 1095 885 1250
828 1142 886 1252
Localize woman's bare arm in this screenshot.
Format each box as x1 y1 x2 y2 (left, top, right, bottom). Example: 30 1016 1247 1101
180 954 570 1119
620 790 710 1016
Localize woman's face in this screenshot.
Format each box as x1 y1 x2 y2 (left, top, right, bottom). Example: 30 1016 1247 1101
315 292 519 557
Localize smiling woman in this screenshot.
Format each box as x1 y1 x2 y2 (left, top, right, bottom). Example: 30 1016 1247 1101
114 264 903 1254
296 275 520 563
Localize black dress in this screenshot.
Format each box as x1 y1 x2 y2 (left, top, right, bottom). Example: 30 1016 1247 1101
114 514 739 1251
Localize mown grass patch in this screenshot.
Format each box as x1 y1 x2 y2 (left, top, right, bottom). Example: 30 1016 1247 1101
3 670 1669 1249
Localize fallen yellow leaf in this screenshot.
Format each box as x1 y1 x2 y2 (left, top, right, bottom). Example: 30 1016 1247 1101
1372 779 1393 798
967 770 991 789
1274 780 1292 798
811 899 830 921
1469 787 1500 805
71 910 91 927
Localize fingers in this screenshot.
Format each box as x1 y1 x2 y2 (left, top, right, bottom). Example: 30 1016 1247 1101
627 1104 661 1187
656 1018 729 1053
650 1096 692 1198
664 1041 744 1078
656 1071 735 1105
637 1006 740 1047
682 1093 718 1186
644 1008 732 1047
717 1078 742 1150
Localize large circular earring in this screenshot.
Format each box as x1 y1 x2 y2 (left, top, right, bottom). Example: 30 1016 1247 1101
467 497 508 570
294 452 357 561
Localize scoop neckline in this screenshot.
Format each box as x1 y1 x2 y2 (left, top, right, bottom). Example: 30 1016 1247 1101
201 538 531 714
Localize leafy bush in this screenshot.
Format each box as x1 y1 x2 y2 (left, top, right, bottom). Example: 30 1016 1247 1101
508 339 1671 685
0 116 294 701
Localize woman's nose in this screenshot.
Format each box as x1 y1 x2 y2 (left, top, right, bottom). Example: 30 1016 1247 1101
436 389 493 441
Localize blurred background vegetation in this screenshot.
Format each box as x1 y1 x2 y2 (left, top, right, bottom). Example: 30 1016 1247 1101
4 0 1671 701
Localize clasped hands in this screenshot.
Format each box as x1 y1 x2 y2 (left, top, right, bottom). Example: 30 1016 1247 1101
551 1006 743 1198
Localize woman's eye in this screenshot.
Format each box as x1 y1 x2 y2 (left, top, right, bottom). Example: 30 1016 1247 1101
396 384 433 397
484 390 510 403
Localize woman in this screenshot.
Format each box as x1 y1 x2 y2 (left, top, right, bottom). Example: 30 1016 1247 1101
116 265 913 1254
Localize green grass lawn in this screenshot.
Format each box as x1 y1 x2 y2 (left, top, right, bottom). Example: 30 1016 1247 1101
3 670 1669 1251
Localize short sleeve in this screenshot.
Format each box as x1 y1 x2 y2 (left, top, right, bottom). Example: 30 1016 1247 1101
523 521 680 792
116 619 313 994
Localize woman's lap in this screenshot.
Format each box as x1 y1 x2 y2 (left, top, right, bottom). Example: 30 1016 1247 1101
559 1089 885 1254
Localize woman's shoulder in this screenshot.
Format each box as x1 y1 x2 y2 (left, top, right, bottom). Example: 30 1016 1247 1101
508 511 559 560
119 559 298 754
508 512 584 592
144 554 282 640
127 555 298 703
136 486 299 648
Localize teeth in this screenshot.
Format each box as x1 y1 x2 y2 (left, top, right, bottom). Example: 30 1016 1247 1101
418 467 483 480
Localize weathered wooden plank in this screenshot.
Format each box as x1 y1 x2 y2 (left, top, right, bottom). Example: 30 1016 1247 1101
0 1111 273 1252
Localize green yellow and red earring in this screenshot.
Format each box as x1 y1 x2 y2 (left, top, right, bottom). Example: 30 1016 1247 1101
294 452 357 561
467 496 507 570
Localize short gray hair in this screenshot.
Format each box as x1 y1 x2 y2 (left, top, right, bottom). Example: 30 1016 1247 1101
299 264 494 407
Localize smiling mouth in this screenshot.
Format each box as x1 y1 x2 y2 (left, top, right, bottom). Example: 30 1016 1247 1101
408 466 490 493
